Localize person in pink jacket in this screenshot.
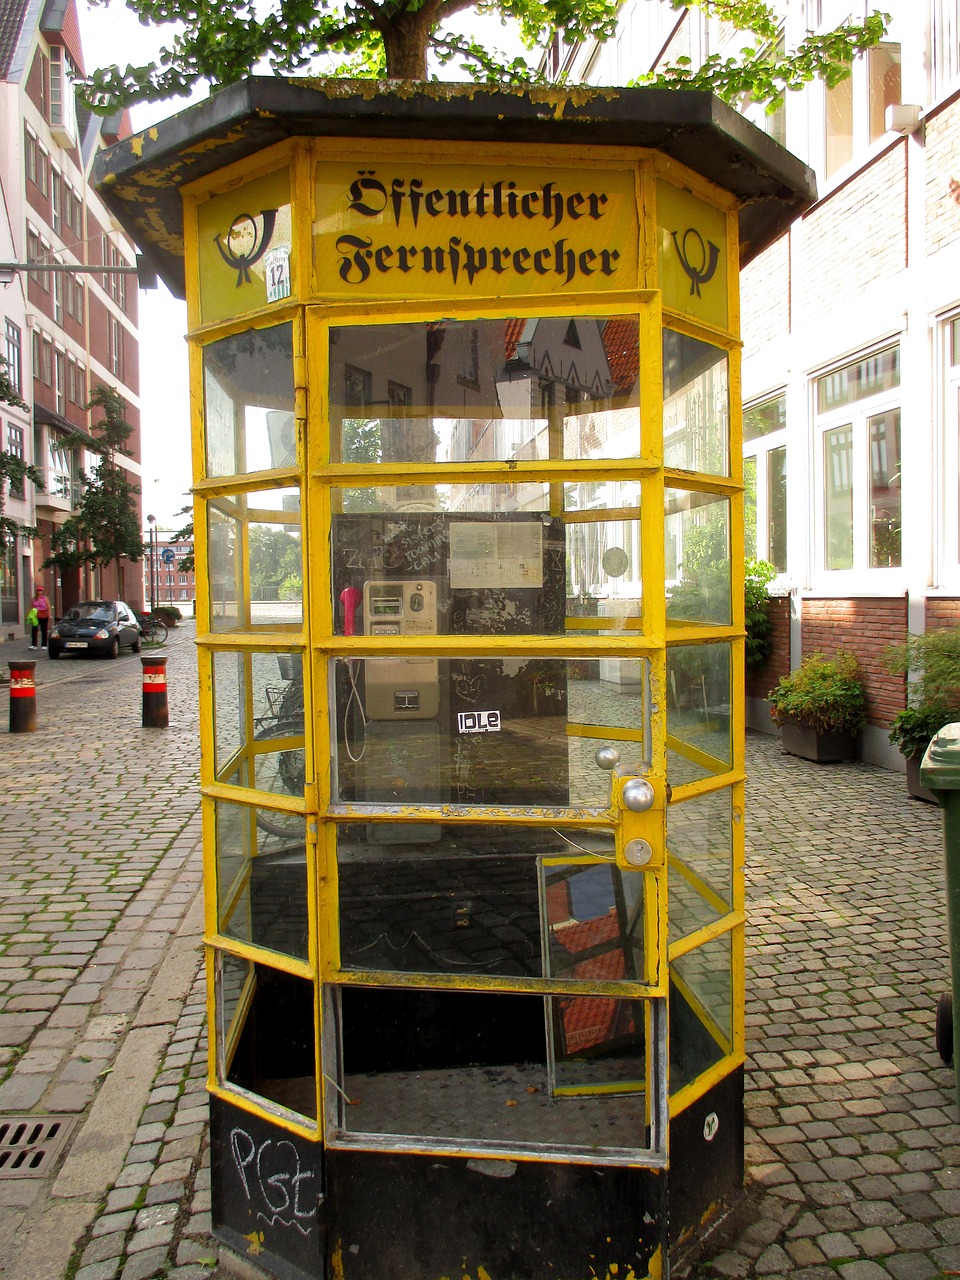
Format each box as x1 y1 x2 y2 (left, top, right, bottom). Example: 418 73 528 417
30 586 50 649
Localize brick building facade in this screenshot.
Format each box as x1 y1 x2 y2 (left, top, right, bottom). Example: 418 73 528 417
557 0 960 771
0 0 142 624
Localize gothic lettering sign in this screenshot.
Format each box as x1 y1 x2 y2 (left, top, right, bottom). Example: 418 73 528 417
314 162 639 300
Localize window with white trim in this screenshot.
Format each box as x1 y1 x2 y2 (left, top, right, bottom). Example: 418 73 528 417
815 344 901 574
4 321 22 396
824 42 901 180
743 393 787 571
6 424 24 498
54 349 66 414
109 317 124 378
933 0 960 99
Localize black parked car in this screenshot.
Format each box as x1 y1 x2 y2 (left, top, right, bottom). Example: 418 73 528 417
48 601 142 660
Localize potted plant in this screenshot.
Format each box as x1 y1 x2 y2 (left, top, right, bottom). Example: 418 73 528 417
768 649 866 763
885 628 960 801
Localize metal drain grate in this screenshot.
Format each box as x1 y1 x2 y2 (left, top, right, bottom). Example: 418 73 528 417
0 1115 77 1178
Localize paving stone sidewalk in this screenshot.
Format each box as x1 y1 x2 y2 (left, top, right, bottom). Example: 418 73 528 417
3 638 960 1279
0 627 204 1280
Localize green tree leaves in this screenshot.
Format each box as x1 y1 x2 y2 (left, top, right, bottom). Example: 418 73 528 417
44 385 143 598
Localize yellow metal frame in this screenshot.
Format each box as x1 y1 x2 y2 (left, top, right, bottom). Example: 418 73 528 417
185 136 746 1155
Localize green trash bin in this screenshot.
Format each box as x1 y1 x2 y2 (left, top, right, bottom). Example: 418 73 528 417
920 724 960 1087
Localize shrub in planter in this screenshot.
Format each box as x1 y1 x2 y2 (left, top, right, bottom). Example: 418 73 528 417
154 604 182 627
768 650 866 762
885 628 960 798
744 558 776 669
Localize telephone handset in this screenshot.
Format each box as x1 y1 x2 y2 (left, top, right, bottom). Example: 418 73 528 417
340 586 362 636
363 580 439 720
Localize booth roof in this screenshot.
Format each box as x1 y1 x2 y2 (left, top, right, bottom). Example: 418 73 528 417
92 77 816 301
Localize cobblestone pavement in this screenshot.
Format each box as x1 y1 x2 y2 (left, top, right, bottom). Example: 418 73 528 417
689 734 958 1280
2 634 959 1279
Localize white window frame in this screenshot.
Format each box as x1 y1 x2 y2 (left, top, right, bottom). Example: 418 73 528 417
940 312 960 589
743 391 788 575
812 343 903 591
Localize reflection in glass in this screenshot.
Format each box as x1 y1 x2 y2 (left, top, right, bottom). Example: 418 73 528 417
336 828 653 982
662 330 729 476
214 799 307 960
333 496 642 638
208 488 303 630
669 931 732 1095
220 954 316 1120
204 324 295 478
332 987 649 1152
768 445 787 572
330 316 640 468
869 409 901 567
665 489 731 624
743 394 786 443
212 650 305 781
668 789 733 943
824 425 853 570
666 643 731 786
332 656 647 810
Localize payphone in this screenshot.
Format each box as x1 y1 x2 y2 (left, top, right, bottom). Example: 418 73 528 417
332 511 569 814
361 579 438 719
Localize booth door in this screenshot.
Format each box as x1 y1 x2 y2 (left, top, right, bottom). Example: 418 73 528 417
320 310 668 1165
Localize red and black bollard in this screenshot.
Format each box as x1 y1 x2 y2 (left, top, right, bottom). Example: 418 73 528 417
141 654 169 728
8 661 37 733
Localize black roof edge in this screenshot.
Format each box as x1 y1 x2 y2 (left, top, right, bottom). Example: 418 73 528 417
93 77 816 301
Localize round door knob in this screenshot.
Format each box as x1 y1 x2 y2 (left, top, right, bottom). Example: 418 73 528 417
622 778 655 812
595 746 620 771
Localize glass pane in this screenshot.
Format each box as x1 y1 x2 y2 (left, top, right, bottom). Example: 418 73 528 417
666 642 732 786
825 76 853 178
209 488 303 630
212 649 305 780
951 318 960 367
817 345 899 413
869 43 901 142
214 799 308 960
203 324 295 478
665 490 731 625
662 331 729 476
767 445 787 572
668 789 733 943
333 988 650 1151
824 426 853 570
334 496 642 639
337 827 652 983
219 954 316 1120
869 409 901 567
743 394 785 442
330 316 640 465
669 931 733 1095
333 656 648 810
743 456 757 560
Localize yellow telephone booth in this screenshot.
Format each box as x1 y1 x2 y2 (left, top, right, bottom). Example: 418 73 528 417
96 82 813 1280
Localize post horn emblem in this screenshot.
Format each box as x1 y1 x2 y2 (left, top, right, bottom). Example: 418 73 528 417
671 228 720 297
214 210 279 286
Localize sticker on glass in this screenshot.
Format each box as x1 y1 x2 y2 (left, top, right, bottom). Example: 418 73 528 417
265 246 292 303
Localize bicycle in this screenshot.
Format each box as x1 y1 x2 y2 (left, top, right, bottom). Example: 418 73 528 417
254 658 305 839
137 612 168 645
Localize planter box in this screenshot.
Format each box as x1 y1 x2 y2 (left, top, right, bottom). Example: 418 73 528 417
906 754 937 804
780 721 858 763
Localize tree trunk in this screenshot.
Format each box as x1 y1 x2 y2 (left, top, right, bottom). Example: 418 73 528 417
379 8 433 78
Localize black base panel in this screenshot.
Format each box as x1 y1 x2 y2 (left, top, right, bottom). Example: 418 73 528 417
210 1072 744 1280
325 1148 667 1280
210 1095 324 1280
669 1066 745 1251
